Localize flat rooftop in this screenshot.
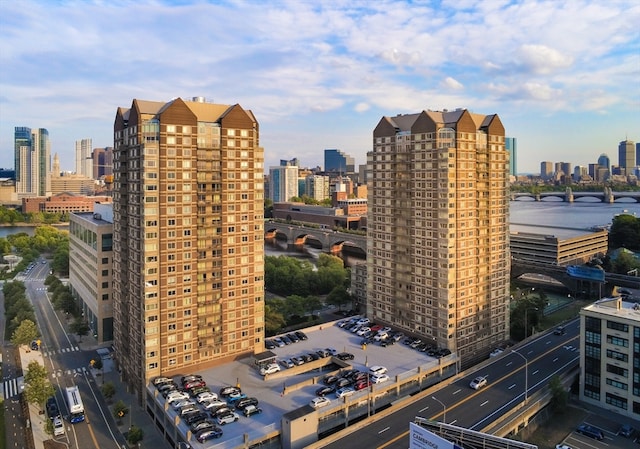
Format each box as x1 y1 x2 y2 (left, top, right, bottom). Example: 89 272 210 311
510 223 599 240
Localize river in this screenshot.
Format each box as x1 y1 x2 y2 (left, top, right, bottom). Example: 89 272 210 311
2 200 639 262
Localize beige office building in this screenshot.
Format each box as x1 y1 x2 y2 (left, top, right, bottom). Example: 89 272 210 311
367 109 510 367
68 203 114 342
112 97 265 399
580 297 640 421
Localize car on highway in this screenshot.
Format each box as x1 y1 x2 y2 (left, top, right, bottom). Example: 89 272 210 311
469 376 488 390
553 326 566 335
555 445 571 449
310 397 331 408
618 424 634 438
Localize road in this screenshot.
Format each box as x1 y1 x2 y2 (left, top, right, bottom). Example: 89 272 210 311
20 261 125 449
323 320 580 449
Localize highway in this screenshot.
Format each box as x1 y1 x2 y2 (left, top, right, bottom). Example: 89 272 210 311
22 261 125 449
323 321 580 449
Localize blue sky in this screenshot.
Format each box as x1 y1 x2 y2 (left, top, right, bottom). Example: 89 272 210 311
1 0 638 174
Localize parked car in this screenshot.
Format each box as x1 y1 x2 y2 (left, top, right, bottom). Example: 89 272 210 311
158 382 178 394
291 356 304 366
211 406 233 418
576 424 604 440
323 375 339 385
295 330 308 340
216 412 240 425
196 392 218 403
281 335 292 345
354 379 371 390
188 386 210 398
166 391 190 404
185 412 208 425
219 386 241 398
190 419 216 433
202 400 227 411
153 376 173 386
315 385 335 397
437 348 452 357
281 358 295 369
226 393 248 406
335 387 355 398
326 348 338 356
181 374 203 385
371 374 389 384
265 339 276 349
489 348 504 357
286 333 300 343
369 366 387 375
336 352 354 360
306 352 319 361
235 397 259 411
335 378 353 388
618 424 634 438
242 405 262 417
196 427 223 442
316 349 330 358
469 376 488 390
172 399 196 410
310 397 331 408
183 380 206 390
53 417 65 436
260 363 281 375
47 398 61 419
273 337 285 347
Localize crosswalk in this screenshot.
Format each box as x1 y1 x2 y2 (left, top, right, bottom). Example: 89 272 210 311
2 377 23 400
51 366 88 379
44 346 81 356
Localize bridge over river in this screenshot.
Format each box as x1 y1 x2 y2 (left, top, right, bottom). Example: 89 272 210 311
511 187 640 203
265 221 367 254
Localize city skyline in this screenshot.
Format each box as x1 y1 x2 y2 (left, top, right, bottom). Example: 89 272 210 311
1 1 639 174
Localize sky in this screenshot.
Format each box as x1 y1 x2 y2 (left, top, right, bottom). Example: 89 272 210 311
0 0 639 175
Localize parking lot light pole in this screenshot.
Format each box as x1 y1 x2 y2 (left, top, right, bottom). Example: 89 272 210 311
431 396 446 423
512 350 528 403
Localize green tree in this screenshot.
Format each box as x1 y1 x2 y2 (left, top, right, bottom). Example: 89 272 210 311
264 304 286 335
610 250 640 275
11 319 39 347
101 382 116 402
326 286 352 311
127 424 144 445
70 317 90 340
549 374 569 412
24 361 55 412
113 399 129 420
44 417 54 436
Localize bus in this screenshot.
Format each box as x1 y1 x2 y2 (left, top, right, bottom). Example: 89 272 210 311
65 385 85 423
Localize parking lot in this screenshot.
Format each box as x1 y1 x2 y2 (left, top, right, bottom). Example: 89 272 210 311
150 317 443 447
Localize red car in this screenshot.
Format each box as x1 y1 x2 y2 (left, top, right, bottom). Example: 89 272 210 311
184 380 206 390
354 379 371 391
369 324 383 332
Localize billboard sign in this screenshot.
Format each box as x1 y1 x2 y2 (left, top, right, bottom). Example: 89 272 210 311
410 422 455 449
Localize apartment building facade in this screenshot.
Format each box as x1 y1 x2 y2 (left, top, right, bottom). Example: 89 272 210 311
367 108 510 367
580 297 640 420
68 203 114 342
112 97 265 399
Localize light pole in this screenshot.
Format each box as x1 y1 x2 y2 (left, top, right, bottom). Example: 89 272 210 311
431 396 446 423
512 350 528 403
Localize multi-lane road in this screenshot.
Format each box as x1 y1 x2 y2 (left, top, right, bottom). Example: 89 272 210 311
5 261 126 449
324 320 580 449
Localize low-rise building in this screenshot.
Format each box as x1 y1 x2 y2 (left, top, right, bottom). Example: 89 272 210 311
22 193 112 214
579 296 640 421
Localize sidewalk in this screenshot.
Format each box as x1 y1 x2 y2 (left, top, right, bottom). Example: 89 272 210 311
21 333 172 449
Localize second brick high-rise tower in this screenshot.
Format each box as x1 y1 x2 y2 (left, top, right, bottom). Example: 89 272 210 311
367 108 510 367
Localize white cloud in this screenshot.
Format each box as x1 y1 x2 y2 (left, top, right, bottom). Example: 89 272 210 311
442 77 464 91
517 44 574 75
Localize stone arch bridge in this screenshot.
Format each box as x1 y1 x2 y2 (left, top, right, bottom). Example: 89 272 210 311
265 221 367 254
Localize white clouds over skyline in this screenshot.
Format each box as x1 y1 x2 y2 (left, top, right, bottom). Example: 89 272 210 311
0 0 639 174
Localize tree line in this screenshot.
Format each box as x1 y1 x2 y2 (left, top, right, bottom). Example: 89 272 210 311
0 205 69 224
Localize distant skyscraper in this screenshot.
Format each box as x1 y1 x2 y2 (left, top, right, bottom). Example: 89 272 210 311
305 174 330 201
324 149 355 174
112 97 264 401
75 138 93 177
92 147 113 179
505 137 517 175
15 126 51 198
540 161 553 179
618 140 635 169
367 108 509 367
597 153 610 170
269 165 298 202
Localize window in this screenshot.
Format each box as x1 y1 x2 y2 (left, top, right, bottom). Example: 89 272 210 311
607 335 629 347
607 321 629 332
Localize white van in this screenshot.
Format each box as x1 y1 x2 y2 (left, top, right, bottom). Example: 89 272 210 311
53 417 65 436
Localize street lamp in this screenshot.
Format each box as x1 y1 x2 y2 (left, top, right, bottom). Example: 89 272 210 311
512 350 528 403
431 396 446 423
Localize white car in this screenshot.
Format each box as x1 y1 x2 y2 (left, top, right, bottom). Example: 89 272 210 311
260 363 281 375
172 399 196 410
371 373 389 384
196 392 218 403
555 445 572 449
469 376 488 390
335 387 355 398
310 397 331 408
53 417 65 436
356 327 371 336
166 391 190 403
203 399 227 410
216 412 239 425
374 332 388 341
369 365 388 376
